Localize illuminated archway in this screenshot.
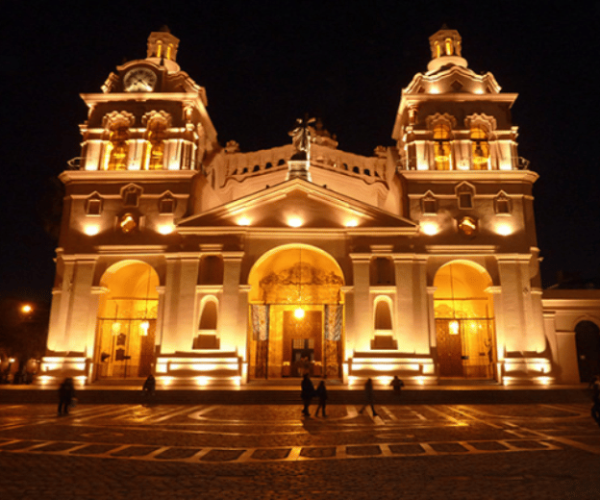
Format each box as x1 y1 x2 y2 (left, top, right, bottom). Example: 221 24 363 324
94 261 159 380
247 245 344 380
433 261 496 379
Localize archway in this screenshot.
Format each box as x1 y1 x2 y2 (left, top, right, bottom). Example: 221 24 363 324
575 320 600 382
433 261 496 379
248 245 344 380
94 261 159 380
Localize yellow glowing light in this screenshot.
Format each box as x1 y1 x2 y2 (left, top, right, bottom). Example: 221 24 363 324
120 214 137 233
157 224 174 235
458 217 477 236
195 376 210 386
84 224 100 236
294 307 305 320
237 216 251 226
111 322 121 336
449 320 460 335
287 217 303 228
537 376 552 386
345 219 358 227
421 222 439 235
140 321 150 336
495 223 513 236
21 304 33 314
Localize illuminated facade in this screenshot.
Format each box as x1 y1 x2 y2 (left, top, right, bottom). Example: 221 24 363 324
41 27 599 387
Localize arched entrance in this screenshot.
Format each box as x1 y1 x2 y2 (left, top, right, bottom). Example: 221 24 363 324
433 261 497 380
93 261 159 380
248 245 344 380
575 320 600 382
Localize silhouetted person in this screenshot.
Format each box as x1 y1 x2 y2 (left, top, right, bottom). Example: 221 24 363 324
589 375 600 427
58 377 75 416
301 373 315 417
314 379 328 417
358 378 378 417
390 375 404 394
143 373 156 405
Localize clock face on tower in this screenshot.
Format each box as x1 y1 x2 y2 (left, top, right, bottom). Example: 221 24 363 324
123 67 157 92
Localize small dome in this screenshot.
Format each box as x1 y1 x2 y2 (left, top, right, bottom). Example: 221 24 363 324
427 27 468 73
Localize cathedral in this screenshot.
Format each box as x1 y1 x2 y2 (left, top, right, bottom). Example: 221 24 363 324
40 28 600 388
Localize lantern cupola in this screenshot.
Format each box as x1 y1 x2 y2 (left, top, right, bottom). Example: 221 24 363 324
427 26 468 73
146 27 180 73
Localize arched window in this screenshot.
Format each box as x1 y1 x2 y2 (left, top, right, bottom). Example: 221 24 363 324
143 118 168 170
445 37 454 56
433 124 452 170
105 124 129 171
199 300 218 330
471 125 490 170
374 300 392 330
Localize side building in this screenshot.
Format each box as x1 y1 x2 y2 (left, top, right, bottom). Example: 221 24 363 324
40 27 599 388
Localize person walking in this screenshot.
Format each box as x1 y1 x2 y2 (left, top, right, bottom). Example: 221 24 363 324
358 377 378 417
57 377 76 417
314 379 328 417
301 373 315 417
143 373 156 405
390 375 404 394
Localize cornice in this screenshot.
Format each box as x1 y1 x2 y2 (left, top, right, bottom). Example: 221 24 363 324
399 170 539 183
94 245 168 255
80 92 203 104
59 170 198 183
425 245 499 254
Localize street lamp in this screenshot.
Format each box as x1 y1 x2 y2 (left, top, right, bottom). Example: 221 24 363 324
21 304 33 315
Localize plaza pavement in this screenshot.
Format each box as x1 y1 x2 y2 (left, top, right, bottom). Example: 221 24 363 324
1 384 599 499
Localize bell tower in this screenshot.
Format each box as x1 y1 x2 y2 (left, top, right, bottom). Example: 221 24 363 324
392 28 550 385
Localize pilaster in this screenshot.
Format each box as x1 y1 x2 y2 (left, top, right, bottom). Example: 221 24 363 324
393 255 430 354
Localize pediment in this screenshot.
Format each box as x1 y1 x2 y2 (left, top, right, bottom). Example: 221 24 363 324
178 178 416 233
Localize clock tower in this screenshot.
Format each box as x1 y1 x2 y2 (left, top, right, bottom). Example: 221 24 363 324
44 30 220 381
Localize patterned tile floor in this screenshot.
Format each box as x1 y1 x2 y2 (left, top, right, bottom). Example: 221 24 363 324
1 402 599 499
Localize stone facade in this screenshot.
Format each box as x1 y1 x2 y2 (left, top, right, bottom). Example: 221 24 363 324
40 28 598 388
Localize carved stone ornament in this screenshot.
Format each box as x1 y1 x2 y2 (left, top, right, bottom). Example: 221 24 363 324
425 113 457 133
465 113 497 138
102 111 135 130
142 110 172 128
259 263 343 304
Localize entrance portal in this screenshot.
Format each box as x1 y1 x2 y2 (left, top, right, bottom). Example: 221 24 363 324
433 261 496 380
94 261 159 380
248 245 344 380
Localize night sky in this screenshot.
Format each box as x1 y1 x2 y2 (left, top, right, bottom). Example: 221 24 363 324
2 1 599 303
